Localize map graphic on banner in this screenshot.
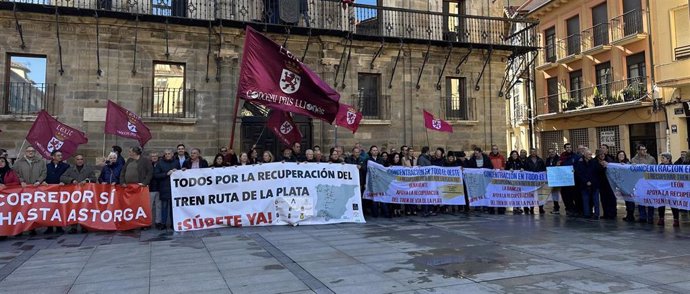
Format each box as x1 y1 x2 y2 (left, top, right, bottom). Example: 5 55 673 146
606 163 690 210
364 161 465 205
171 163 365 231
464 169 551 207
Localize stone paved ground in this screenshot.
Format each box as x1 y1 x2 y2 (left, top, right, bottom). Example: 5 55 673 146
1 210 690 294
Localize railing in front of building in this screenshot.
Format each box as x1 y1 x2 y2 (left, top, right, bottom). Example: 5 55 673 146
558 34 581 58
581 23 609 51
1 82 55 115
141 87 196 118
510 102 528 127
611 9 645 42
537 77 648 115
4 0 537 49
355 93 389 120
439 96 476 121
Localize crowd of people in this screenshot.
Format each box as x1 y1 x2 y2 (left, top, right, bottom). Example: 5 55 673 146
1 141 688 241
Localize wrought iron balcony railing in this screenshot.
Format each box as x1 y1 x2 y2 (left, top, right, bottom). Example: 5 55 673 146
3 0 538 50
537 77 648 115
558 34 581 58
611 9 645 42
141 87 196 118
1 82 55 115
440 96 476 121
355 92 390 120
582 23 609 51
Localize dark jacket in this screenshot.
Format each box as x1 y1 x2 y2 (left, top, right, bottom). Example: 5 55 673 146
466 154 493 169
174 153 190 169
545 155 560 167
505 158 524 171
417 154 432 166
430 156 445 167
60 164 97 184
575 158 602 188
99 161 123 184
154 158 180 200
183 158 209 169
120 157 153 185
559 151 579 166
149 161 160 192
524 156 547 172
46 161 70 184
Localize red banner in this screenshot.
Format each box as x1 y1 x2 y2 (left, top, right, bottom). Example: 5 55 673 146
335 103 363 133
26 110 89 160
267 109 302 146
105 100 152 146
237 26 340 123
0 184 151 236
423 110 453 133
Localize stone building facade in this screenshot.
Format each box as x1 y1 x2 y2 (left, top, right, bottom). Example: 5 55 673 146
0 0 536 161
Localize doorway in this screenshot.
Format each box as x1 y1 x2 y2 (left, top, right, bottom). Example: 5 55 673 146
629 123 658 159
240 115 313 159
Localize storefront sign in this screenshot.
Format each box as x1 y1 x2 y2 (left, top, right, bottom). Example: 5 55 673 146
600 131 616 146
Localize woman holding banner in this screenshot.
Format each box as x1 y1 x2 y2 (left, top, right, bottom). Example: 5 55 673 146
658 153 680 227
576 149 602 220
615 151 635 223
506 151 524 215
0 157 20 188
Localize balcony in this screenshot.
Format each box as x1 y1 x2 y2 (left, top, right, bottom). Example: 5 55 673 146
440 96 477 121
537 77 649 115
581 23 611 55
141 87 196 119
510 103 528 127
611 9 647 46
1 0 538 54
536 45 559 71
556 34 582 63
1 82 55 116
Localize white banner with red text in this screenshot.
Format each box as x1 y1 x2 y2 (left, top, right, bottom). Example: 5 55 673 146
606 163 690 209
463 169 551 207
171 162 365 231
0 184 151 236
363 161 466 205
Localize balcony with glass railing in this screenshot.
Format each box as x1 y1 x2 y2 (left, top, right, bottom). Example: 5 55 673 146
611 9 647 46
537 77 649 115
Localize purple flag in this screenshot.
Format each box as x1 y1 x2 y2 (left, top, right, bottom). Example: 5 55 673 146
237 26 340 123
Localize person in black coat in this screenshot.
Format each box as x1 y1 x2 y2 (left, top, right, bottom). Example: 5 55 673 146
505 150 523 215
466 147 493 169
154 150 180 230
544 148 561 214
575 149 602 219
183 148 209 169
524 148 546 214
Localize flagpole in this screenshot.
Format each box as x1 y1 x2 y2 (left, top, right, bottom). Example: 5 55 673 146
334 125 338 147
229 95 241 149
102 133 106 157
253 125 268 151
17 139 26 156
425 127 430 148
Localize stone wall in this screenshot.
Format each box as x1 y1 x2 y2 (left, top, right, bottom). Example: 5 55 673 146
0 9 508 161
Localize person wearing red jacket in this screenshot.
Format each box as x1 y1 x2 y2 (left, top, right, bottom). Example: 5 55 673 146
488 145 506 170
0 157 20 187
0 157 20 241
